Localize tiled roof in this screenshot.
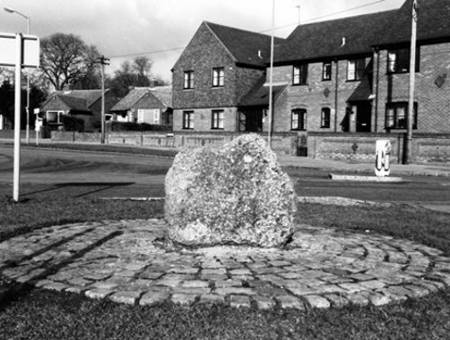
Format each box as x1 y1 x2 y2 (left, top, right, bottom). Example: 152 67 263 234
239 77 287 107
111 88 150 111
274 10 396 63
57 95 89 111
56 89 105 108
111 86 172 111
149 86 172 108
347 78 373 102
206 21 284 67
274 0 450 64
41 93 90 112
379 0 450 45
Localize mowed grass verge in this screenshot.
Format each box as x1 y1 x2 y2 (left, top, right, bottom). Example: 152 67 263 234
0 193 449 339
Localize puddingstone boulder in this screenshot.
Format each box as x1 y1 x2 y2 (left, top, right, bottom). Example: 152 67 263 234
165 134 297 248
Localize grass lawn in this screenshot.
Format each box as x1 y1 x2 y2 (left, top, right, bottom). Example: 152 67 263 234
0 191 449 339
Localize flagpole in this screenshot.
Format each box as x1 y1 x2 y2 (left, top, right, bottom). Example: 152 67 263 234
404 0 417 164
268 0 275 148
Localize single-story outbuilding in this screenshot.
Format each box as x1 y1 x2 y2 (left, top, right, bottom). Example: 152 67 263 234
110 86 172 127
40 89 117 131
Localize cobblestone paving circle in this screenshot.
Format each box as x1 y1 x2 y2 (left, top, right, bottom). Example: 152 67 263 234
1 219 450 310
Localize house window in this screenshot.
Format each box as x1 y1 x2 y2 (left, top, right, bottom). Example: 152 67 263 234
387 48 420 73
293 63 308 85
291 109 307 130
347 59 365 81
322 62 332 81
137 109 160 124
183 71 194 89
385 102 418 129
46 111 64 123
321 108 331 128
211 110 224 129
212 67 224 87
182 110 194 129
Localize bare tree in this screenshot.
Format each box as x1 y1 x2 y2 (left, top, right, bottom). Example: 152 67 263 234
108 57 154 97
40 33 99 91
132 56 152 78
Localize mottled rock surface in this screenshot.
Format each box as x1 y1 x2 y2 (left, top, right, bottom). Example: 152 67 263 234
165 134 297 248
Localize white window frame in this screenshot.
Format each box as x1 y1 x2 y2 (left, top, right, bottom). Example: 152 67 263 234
46 110 64 123
183 71 194 89
183 111 194 129
212 67 224 87
211 110 224 129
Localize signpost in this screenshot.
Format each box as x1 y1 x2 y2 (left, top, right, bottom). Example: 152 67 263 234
34 108 42 145
0 32 40 202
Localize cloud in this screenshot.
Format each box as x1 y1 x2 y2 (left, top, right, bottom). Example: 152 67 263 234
1 0 406 82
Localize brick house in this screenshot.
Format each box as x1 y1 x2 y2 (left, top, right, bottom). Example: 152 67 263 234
40 89 117 131
171 0 450 160
269 0 450 136
110 86 173 127
172 21 284 133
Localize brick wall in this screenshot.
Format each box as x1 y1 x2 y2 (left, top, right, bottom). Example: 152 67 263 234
173 107 238 132
172 23 265 132
271 57 372 133
308 132 450 163
136 93 166 111
51 130 450 162
376 42 450 133
51 131 297 155
172 23 237 109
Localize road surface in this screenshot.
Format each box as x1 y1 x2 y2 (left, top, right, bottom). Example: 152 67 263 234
0 144 449 212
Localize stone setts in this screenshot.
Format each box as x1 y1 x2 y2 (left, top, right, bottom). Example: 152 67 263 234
165 134 297 248
1 220 449 311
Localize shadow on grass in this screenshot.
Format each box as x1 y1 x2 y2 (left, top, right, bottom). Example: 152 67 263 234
20 182 136 199
0 228 122 313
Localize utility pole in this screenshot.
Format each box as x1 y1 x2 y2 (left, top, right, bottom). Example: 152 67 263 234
25 18 30 145
96 55 110 144
404 0 418 164
268 0 275 148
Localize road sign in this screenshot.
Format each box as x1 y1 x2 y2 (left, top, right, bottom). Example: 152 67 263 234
0 32 40 68
1 33 40 201
375 140 392 177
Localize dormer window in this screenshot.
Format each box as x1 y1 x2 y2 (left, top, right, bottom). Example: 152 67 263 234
184 71 194 89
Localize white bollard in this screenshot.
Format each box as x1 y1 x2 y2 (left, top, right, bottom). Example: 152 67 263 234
375 140 391 177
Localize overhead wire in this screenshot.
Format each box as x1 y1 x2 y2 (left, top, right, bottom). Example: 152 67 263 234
108 0 388 59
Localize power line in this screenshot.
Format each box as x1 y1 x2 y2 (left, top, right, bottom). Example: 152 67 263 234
109 46 185 59
108 0 388 59
259 0 386 33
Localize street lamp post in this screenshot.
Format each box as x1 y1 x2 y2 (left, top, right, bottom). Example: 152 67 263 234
4 7 31 144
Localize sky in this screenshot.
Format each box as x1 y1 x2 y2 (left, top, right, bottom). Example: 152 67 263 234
1 0 406 82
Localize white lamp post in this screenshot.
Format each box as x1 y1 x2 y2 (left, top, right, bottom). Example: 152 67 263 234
4 6 31 145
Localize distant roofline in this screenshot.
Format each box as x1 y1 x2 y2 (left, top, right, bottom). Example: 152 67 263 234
288 8 398 34
204 20 283 41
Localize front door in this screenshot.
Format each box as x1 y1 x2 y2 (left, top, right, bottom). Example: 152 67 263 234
239 108 263 132
356 102 371 132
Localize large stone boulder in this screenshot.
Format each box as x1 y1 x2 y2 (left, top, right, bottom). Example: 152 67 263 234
165 134 297 248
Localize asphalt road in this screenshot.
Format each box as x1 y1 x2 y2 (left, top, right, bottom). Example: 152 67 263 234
0 145 449 211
